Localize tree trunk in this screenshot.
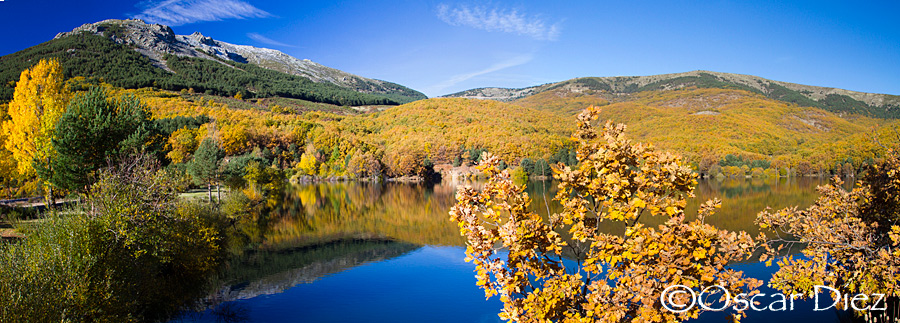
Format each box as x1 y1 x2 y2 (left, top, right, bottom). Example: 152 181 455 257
47 157 55 210
207 183 212 203
215 173 221 205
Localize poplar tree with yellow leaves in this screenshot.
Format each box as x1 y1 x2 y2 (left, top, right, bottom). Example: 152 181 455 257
450 106 761 322
0 104 19 197
1 58 69 198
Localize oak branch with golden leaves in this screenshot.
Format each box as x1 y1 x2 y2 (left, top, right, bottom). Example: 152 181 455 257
756 147 900 319
450 106 761 322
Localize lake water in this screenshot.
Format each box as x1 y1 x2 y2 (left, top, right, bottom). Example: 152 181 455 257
175 177 853 323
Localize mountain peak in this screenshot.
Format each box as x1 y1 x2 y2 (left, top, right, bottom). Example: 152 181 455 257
49 19 425 102
187 31 216 46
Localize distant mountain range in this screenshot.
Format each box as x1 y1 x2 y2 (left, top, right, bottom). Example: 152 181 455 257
444 71 900 118
0 19 425 105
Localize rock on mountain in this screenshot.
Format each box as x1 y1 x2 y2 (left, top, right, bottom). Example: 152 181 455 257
439 86 544 102
54 19 424 102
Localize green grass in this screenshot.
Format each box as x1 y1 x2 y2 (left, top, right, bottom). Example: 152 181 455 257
179 187 230 202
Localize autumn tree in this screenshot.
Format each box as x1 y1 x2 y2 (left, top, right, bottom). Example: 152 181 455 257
242 160 285 203
757 146 900 321
166 127 204 164
797 161 813 176
1 58 69 198
347 150 383 179
0 104 18 197
698 153 718 177
219 153 261 190
451 106 761 322
219 124 249 155
296 143 319 176
384 146 426 177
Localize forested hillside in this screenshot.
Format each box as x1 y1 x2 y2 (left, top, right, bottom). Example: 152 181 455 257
122 87 569 180
0 32 417 106
513 87 900 176
2 67 899 200
126 82 900 183
359 98 572 167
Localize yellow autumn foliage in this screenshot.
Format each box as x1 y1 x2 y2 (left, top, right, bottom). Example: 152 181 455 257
1 58 69 177
451 106 762 322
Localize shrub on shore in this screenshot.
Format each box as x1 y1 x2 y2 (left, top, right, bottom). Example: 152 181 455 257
0 154 227 322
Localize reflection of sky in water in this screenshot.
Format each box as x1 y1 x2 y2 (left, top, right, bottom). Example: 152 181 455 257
180 246 845 323
177 178 852 322
692 259 843 322
180 246 504 323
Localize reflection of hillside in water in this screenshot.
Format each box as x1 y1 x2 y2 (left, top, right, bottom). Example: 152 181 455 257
261 178 830 249
523 177 830 237
688 177 835 235
204 181 468 309
209 239 417 304
262 182 466 248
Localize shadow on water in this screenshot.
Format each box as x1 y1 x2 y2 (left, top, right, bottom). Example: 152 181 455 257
176 177 849 322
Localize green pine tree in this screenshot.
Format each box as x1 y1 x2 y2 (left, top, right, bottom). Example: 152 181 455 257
44 88 151 193
188 138 225 203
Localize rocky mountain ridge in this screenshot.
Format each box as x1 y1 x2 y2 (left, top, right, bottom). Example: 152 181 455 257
54 19 424 101
444 70 900 118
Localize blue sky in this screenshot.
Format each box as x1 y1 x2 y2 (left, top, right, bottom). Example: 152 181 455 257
1 0 898 97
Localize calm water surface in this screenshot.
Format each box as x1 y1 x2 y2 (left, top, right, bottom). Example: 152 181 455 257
176 177 850 323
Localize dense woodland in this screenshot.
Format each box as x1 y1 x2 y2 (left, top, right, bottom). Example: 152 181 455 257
0 57 574 198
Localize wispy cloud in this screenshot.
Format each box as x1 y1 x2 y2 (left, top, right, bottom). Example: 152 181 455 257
134 0 270 26
247 33 296 48
436 4 560 41
426 54 534 96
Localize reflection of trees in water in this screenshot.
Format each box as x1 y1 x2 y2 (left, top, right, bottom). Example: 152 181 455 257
688 177 833 235
239 177 828 263
261 181 465 247
525 178 829 237
254 178 827 248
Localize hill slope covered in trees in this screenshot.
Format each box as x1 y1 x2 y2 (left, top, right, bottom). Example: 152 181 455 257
0 19 425 106
513 86 900 175
122 87 571 179
138 82 900 180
